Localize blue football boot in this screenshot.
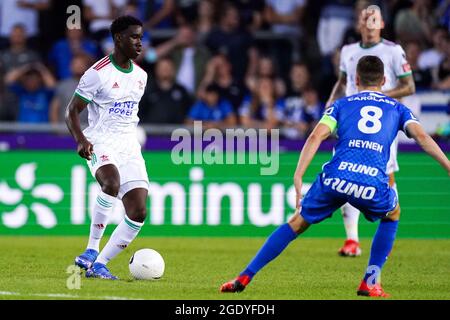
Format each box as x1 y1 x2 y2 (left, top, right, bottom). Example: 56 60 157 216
86 262 118 280
74 249 98 270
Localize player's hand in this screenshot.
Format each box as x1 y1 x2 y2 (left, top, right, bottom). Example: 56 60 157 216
294 175 303 211
77 138 93 160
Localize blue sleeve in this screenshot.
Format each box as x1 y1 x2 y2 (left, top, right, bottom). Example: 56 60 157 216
238 95 252 116
324 100 340 120
188 102 203 120
220 100 233 117
398 103 420 136
275 99 285 120
8 83 25 95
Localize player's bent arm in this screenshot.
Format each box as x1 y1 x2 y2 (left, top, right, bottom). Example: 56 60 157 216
294 123 332 179
383 74 416 99
326 72 346 108
406 122 450 175
65 94 93 160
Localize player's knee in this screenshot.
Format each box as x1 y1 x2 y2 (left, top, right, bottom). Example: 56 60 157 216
385 204 401 221
128 206 147 223
388 173 396 187
101 179 120 197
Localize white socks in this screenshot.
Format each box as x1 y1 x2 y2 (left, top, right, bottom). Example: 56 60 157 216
87 191 117 252
341 203 360 242
96 215 143 265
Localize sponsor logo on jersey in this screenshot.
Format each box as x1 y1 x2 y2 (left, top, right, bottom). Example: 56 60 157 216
100 155 109 162
94 223 105 229
109 101 138 117
402 63 411 73
112 82 120 89
138 80 144 90
338 161 379 176
323 177 376 200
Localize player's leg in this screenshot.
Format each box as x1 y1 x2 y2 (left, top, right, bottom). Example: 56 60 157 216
220 211 310 293
339 203 361 257
220 176 343 293
357 194 400 297
88 186 147 280
75 163 120 270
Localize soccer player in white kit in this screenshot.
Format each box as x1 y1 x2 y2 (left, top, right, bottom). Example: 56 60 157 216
66 16 148 279
326 6 415 257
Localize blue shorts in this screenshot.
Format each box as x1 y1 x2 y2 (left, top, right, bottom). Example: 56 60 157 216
300 173 398 224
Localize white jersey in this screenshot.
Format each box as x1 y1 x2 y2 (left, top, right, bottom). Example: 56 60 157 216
75 54 147 148
340 39 412 97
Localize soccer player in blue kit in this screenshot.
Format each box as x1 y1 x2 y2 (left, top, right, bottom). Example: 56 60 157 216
220 56 450 297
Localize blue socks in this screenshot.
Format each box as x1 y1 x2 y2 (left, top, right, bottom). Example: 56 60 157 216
363 219 399 283
241 223 298 279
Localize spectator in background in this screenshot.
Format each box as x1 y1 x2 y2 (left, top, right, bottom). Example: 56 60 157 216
234 0 265 32
264 0 306 80
186 83 236 129
198 54 247 114
49 54 91 126
317 0 355 57
196 0 217 40
394 0 434 46
145 0 175 29
418 26 448 70
166 25 211 95
246 55 286 98
0 24 40 74
432 35 450 90
175 0 200 26
405 41 432 89
0 0 50 49
48 28 98 80
264 0 305 36
436 0 450 32
401 41 423 124
239 77 284 130
0 24 41 121
139 57 192 124
83 0 127 41
281 63 321 138
341 0 371 46
4 62 55 123
205 2 258 82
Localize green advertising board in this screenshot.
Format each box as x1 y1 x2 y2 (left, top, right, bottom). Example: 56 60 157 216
0 151 449 238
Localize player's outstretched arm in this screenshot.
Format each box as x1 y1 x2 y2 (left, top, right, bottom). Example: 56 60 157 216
65 95 93 160
407 122 450 176
294 123 332 207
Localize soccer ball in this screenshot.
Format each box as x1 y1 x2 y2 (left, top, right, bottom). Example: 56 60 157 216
129 248 165 280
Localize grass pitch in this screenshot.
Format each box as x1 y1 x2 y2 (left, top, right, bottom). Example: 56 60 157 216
0 236 449 300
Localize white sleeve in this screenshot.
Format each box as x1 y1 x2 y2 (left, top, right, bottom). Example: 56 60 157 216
339 45 347 74
393 44 412 78
74 68 101 103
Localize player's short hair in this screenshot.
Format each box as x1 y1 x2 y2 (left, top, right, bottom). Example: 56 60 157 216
356 55 384 87
110 15 143 37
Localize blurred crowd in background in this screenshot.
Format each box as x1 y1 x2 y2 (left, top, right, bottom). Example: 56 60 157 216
0 0 450 139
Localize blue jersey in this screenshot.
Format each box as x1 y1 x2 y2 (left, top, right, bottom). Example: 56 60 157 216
300 91 419 224
322 91 418 187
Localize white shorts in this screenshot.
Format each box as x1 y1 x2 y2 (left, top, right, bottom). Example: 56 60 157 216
87 143 149 199
386 135 399 175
